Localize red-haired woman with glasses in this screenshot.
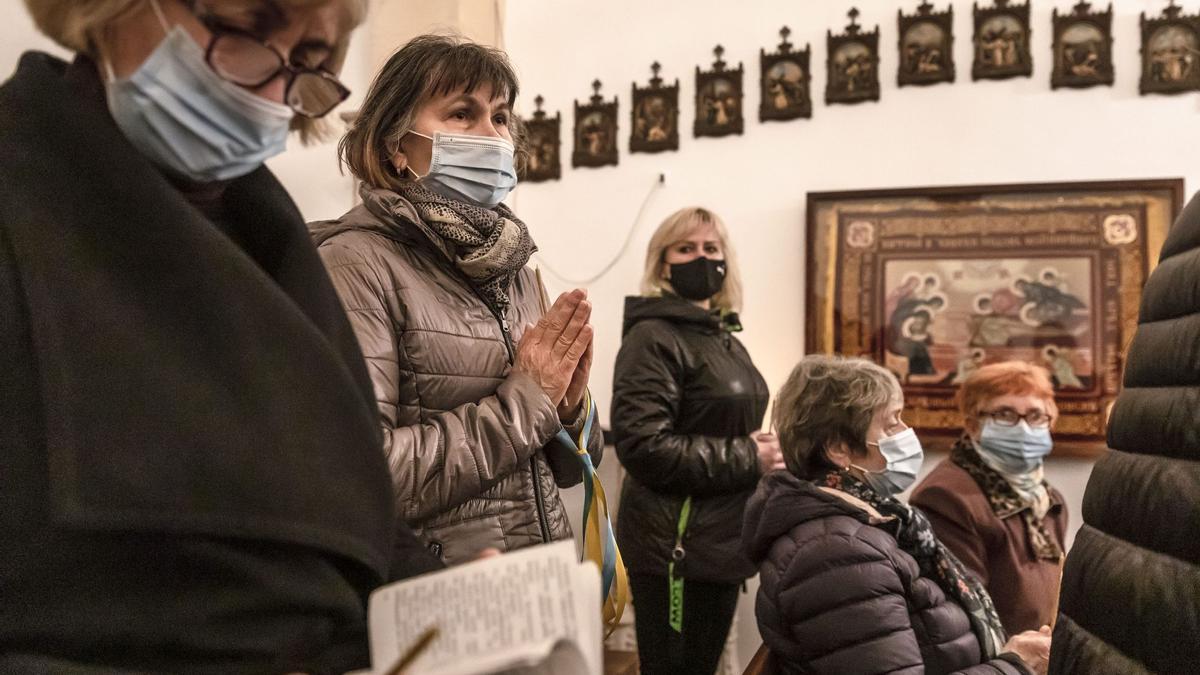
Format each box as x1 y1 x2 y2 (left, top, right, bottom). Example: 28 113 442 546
911 361 1069 637
0 1 438 672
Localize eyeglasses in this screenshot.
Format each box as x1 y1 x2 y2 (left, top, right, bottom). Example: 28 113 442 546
981 409 1051 428
201 21 350 119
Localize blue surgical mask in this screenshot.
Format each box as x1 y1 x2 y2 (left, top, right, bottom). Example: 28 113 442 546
856 426 925 497
104 2 293 182
407 131 518 208
978 419 1053 474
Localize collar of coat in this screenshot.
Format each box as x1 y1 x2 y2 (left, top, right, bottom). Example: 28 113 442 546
0 52 395 580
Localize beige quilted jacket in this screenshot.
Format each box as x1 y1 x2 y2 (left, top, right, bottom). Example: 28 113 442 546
310 186 603 566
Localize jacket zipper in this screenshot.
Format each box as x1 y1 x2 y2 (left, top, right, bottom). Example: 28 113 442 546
490 308 552 543
457 273 551 544
410 232 552 543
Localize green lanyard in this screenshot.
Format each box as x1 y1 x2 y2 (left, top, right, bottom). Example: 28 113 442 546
668 496 693 634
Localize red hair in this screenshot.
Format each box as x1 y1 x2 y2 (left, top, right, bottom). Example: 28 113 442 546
959 360 1058 421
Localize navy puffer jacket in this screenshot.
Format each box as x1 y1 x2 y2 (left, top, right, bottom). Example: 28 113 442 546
743 471 1031 675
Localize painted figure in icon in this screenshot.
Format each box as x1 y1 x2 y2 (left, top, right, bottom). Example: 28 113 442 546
766 61 806 110
1148 27 1199 84
980 17 1023 68
634 96 671 143
887 290 944 376
1013 277 1086 326
581 113 609 156
1043 345 1084 389
951 348 987 384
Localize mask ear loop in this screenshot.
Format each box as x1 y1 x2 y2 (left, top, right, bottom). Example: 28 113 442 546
100 0 172 83
149 0 171 30
399 130 435 180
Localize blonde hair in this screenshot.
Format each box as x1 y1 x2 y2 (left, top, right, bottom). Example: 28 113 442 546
339 34 521 192
640 207 744 313
23 0 367 143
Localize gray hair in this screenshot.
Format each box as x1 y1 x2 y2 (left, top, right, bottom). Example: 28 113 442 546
774 354 903 478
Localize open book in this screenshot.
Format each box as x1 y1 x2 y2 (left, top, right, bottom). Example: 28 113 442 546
358 540 602 675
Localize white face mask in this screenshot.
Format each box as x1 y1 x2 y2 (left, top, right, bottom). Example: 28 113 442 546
978 419 1053 474
104 0 293 182
405 130 518 208
855 426 924 496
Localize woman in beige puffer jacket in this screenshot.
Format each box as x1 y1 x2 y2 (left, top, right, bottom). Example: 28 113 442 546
311 36 602 566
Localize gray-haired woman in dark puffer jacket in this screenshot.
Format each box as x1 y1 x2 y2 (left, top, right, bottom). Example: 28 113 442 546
743 355 1051 675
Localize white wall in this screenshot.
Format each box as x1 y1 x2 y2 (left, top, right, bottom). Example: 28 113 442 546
1 1 69 67
501 2 1191 667
502 0 1200 432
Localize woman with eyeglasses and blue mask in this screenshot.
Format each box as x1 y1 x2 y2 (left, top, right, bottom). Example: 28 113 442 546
912 361 1069 637
743 355 1051 675
311 35 602 567
0 1 443 672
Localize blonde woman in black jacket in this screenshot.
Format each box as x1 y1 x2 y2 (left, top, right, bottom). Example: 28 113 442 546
612 206 781 675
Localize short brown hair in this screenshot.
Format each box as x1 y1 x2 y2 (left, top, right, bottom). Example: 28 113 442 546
339 34 520 191
775 355 902 479
958 360 1058 422
23 0 366 143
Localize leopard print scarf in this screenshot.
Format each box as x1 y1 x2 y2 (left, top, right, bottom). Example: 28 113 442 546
393 180 535 314
951 437 1064 563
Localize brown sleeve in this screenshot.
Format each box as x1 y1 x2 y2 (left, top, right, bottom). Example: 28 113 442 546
912 482 991 586
1049 486 1070 547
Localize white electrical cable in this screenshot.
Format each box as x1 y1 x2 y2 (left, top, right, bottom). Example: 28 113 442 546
533 174 664 286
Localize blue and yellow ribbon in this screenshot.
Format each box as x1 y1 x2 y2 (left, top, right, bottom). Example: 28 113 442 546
555 390 629 633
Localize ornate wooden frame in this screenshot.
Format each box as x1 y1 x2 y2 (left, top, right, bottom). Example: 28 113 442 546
1139 0 1200 95
825 7 883 103
694 45 745 138
805 179 1185 457
826 8 882 105
631 62 680 154
972 0 1034 80
759 26 813 122
1052 2 1115 89
572 80 619 169
899 2 956 87
518 95 561 183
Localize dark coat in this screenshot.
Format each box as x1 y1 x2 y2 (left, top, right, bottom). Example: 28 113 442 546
743 472 1032 675
1051 191 1200 675
911 459 1068 634
0 53 436 674
612 295 768 582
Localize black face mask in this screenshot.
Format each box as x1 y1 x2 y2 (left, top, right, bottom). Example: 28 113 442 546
668 257 727 301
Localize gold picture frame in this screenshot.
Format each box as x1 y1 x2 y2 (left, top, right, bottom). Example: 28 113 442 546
806 180 1184 456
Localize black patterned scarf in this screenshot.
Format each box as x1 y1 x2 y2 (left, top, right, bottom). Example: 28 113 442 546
393 180 535 314
820 469 1008 658
951 437 1065 563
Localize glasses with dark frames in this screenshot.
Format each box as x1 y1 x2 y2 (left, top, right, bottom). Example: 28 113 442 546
981 409 1052 428
200 19 350 119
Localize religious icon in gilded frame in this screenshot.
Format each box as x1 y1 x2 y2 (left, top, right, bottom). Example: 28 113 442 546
760 26 812 121
518 95 561 183
572 80 618 169
806 180 1184 456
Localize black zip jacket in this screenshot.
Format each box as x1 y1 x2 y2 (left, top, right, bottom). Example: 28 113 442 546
612 295 768 582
